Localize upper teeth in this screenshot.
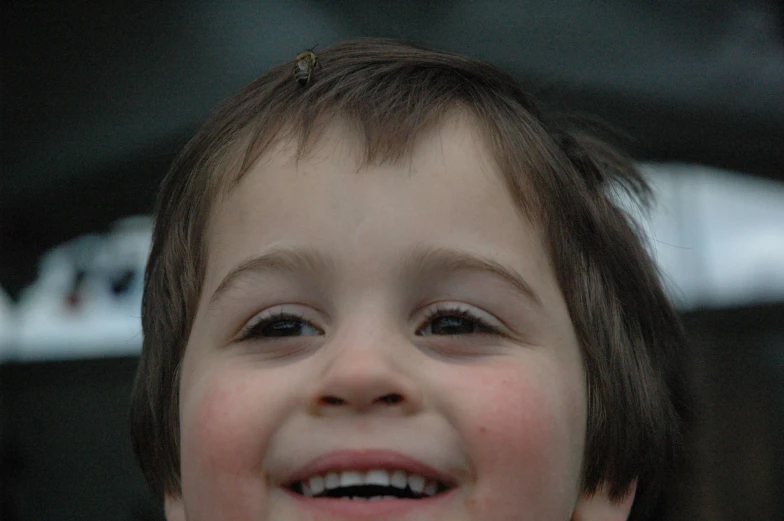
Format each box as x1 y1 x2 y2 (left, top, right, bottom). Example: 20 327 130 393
299 469 441 497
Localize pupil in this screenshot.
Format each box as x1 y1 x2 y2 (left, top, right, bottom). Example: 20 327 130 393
432 316 474 335
263 320 300 337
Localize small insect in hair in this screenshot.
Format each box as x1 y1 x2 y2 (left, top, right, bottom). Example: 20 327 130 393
294 48 320 86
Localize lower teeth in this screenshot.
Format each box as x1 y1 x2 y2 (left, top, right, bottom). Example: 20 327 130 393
340 496 397 501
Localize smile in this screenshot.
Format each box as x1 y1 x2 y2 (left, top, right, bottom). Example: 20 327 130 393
287 468 452 500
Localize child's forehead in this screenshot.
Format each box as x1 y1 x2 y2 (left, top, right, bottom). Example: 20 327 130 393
203 114 553 266
205 110 546 261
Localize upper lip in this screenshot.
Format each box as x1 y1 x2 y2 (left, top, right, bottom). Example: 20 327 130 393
282 449 458 487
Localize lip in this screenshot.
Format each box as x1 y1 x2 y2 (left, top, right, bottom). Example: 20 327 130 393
282 449 458 487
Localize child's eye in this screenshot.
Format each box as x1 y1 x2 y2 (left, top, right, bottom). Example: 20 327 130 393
417 305 499 336
237 311 323 341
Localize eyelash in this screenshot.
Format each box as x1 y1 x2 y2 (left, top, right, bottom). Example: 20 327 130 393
236 304 500 342
236 310 319 342
419 304 499 336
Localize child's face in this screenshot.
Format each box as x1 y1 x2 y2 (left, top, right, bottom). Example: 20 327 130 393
166 118 627 520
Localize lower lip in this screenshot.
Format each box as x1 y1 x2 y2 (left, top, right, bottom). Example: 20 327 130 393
283 487 457 518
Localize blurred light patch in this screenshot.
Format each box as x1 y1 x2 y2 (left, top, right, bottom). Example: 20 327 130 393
634 163 784 309
1 217 151 362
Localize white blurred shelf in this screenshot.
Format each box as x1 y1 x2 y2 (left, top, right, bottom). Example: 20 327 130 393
0 339 142 363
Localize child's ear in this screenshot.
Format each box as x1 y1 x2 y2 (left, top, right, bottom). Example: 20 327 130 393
571 481 636 521
164 494 186 521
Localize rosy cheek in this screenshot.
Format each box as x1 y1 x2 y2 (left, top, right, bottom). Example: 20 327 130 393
179 371 271 514
194 383 253 471
453 365 584 510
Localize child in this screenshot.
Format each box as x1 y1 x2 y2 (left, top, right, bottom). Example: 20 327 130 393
130 38 685 521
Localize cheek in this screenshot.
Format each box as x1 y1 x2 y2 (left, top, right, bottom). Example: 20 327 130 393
446 360 586 513
178 366 277 516
186 379 262 474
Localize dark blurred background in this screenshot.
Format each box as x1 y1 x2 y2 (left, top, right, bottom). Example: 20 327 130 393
2 1 783 519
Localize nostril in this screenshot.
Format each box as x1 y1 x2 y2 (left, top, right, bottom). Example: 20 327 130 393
316 393 404 408
377 393 403 405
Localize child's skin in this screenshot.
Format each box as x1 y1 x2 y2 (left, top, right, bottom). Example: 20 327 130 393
165 115 635 520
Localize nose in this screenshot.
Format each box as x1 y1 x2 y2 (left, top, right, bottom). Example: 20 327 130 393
308 327 424 417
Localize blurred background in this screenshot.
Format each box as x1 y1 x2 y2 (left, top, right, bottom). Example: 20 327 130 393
1 0 783 519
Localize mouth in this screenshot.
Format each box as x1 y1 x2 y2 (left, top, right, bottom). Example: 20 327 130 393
285 468 454 501
281 449 459 506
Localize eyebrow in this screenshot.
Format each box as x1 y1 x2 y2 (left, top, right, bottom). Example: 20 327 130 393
405 247 543 308
209 246 542 308
209 247 333 305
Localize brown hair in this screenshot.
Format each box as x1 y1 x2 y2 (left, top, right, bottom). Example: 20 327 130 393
130 38 685 519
